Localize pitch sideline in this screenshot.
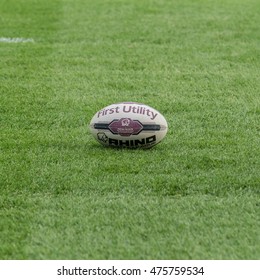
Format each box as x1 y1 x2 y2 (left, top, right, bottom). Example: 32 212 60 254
0 37 35 43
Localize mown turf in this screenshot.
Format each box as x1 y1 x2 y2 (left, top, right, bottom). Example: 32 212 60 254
0 0 259 259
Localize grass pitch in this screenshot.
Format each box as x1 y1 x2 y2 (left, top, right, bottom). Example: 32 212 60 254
0 0 259 259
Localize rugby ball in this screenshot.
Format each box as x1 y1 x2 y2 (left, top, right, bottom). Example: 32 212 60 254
89 102 168 148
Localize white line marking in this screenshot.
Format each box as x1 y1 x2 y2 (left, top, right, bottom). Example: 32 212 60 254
0 37 35 43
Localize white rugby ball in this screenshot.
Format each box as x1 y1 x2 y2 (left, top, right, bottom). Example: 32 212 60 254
89 102 168 148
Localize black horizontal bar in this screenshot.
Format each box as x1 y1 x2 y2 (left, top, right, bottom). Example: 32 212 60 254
94 123 161 131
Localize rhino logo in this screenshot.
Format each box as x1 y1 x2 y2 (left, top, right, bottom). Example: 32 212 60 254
97 132 108 143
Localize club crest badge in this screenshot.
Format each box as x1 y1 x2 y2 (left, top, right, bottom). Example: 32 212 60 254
108 118 143 136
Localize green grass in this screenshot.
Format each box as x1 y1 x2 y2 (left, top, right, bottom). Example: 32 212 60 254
0 0 259 259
